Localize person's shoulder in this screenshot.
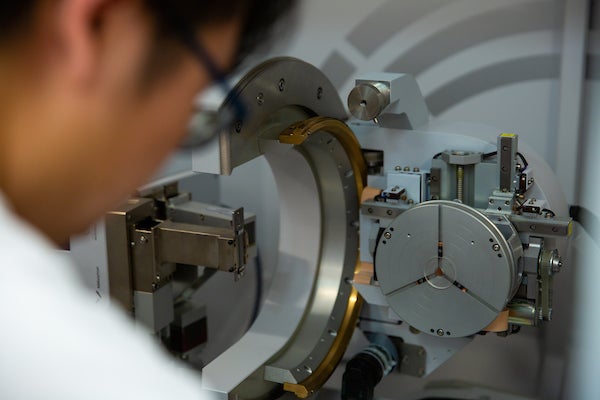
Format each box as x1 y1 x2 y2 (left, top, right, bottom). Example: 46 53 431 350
0 195 214 399
0 192 81 289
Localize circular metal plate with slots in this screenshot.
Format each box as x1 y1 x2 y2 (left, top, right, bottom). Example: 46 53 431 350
376 200 520 337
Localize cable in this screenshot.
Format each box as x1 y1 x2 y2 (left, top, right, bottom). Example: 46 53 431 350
517 152 529 172
483 151 497 159
249 248 263 327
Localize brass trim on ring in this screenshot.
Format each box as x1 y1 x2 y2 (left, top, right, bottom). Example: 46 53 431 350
279 116 367 398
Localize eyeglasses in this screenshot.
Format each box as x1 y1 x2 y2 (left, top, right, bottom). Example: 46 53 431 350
152 5 247 149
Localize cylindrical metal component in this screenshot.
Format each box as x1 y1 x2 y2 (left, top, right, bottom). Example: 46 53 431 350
456 165 464 202
362 150 384 175
348 82 391 121
540 248 562 275
507 301 537 326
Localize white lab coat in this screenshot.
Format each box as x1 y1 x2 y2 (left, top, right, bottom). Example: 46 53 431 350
0 194 213 400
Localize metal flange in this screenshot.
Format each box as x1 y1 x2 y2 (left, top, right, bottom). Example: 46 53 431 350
202 59 366 400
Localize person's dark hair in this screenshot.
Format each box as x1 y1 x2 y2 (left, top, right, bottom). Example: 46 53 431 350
145 0 297 71
0 2 36 39
0 1 297 71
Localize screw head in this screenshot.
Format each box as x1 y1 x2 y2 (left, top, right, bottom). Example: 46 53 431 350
384 232 392 240
278 78 286 92
437 329 444 336
234 121 242 133
492 244 500 251
394 165 401 171
316 87 323 99
256 92 265 105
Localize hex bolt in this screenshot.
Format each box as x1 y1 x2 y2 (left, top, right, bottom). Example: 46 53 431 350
403 166 410 171
413 167 420 172
492 244 500 252
384 232 392 240
394 166 401 171
504 201 510 206
552 260 562 274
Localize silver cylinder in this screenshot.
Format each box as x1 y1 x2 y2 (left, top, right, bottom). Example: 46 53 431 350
347 82 391 121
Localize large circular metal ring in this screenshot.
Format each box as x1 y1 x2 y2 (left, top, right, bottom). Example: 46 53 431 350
202 59 366 399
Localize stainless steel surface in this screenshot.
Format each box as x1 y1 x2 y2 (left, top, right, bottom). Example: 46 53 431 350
507 300 537 326
499 134 517 192
218 57 347 175
358 307 472 376
361 200 408 220
376 201 522 337
440 150 483 166
106 198 156 312
348 73 430 129
202 59 364 399
396 342 427 377
537 248 561 321
508 214 572 236
348 82 391 121
155 220 244 276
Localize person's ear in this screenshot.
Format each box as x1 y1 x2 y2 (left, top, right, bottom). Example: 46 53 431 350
56 0 118 87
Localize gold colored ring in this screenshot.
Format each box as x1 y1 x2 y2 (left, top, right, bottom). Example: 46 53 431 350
279 116 366 398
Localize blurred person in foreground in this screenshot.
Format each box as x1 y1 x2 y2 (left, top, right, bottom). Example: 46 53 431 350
0 1 295 398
